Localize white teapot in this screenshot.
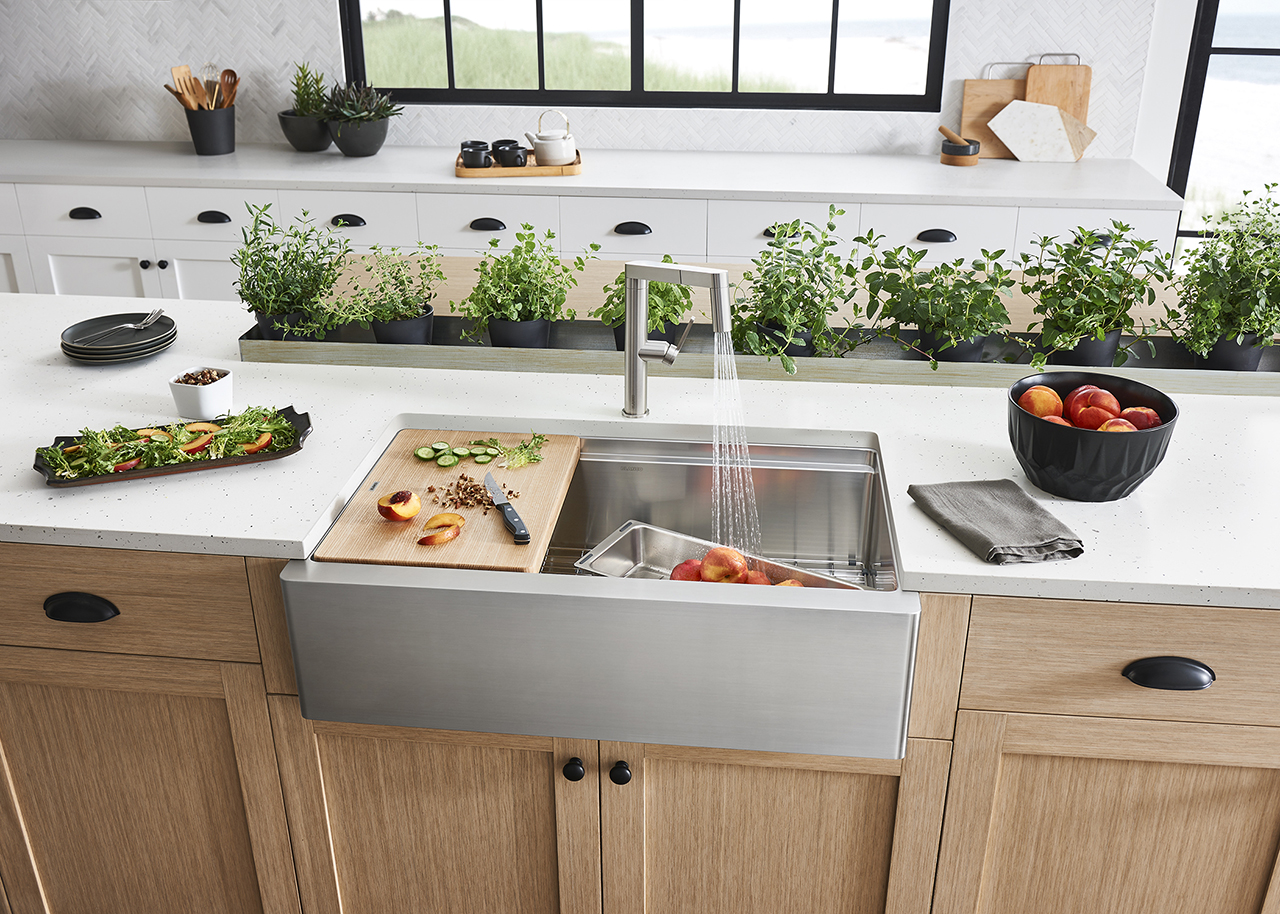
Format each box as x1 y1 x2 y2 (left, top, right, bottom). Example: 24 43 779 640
525 109 577 166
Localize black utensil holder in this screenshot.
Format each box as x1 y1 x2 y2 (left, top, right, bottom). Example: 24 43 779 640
186 106 235 156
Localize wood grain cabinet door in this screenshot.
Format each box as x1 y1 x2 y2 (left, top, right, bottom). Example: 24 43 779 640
0 646 298 914
599 738 952 914
268 698 602 914
934 711 1280 914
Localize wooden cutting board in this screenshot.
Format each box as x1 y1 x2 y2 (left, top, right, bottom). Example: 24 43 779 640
1025 62 1092 125
960 76 1026 159
313 429 582 573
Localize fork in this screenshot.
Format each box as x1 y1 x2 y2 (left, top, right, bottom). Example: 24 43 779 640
75 309 165 346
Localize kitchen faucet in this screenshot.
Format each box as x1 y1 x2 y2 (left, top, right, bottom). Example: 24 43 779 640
622 261 732 418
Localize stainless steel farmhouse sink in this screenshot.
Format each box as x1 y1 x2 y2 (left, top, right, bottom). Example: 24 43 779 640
281 416 921 759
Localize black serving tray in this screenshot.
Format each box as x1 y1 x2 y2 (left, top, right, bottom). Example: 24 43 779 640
33 407 312 488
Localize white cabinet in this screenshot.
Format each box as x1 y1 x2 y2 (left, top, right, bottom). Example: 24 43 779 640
559 196 708 261
707 200 856 262
277 190 418 248
417 192 560 255
145 187 278 243
26 236 161 297
15 184 152 238
859 204 1020 265
0 237 34 293
1014 207 1181 257
156 240 240 301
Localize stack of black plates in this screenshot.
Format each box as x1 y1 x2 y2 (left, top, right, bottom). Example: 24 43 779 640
61 313 178 363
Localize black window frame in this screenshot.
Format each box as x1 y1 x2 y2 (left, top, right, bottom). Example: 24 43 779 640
339 0 951 112
1168 0 1280 238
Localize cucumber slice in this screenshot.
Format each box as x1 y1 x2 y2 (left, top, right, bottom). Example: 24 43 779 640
431 441 451 452
414 446 436 461
473 454 493 464
485 447 500 456
436 454 459 468
451 447 471 458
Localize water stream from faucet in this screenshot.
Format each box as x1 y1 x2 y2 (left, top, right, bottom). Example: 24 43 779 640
711 330 762 557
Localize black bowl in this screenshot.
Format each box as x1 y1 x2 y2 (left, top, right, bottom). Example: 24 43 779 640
1008 371 1179 502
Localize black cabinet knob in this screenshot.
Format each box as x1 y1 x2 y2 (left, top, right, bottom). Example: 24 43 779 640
44 592 120 623
916 228 957 243
562 757 586 781
469 217 507 232
609 760 632 785
69 206 102 220
614 221 652 236
157 260 169 269
197 210 232 224
139 260 152 269
1123 656 1216 691
331 213 366 227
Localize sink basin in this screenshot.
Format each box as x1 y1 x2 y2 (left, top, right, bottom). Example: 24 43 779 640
281 416 920 759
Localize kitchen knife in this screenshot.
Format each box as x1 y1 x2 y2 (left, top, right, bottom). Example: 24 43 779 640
485 472 530 545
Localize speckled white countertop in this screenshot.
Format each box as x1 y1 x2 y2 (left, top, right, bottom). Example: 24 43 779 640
3 292 1277 609
0 140 1183 209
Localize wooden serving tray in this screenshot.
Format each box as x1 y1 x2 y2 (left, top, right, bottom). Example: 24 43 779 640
455 152 582 177
313 429 581 573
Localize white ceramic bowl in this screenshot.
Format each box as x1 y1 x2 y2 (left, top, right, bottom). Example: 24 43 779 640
169 366 233 420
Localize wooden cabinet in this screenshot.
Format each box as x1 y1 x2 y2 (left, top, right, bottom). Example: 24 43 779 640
0 543 299 914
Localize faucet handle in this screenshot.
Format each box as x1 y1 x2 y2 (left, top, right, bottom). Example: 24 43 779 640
674 318 694 352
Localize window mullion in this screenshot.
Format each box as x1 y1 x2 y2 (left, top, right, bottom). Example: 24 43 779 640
732 0 742 94
536 0 546 91
827 0 840 94
631 0 644 95
442 0 456 89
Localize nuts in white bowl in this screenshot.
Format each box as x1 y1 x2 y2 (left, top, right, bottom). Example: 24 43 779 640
169 366 233 420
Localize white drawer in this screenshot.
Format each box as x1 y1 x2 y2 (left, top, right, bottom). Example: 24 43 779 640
16 184 152 238
418 193 560 254
858 204 1018 265
276 190 418 247
1014 207 1182 258
0 236 34 294
146 187 279 243
0 185 21 234
707 200 857 261
560 196 707 260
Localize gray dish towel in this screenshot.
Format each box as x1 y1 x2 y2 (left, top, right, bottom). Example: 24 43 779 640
907 479 1084 564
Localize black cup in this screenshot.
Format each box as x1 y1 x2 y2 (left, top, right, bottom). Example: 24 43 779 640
461 139 488 150
492 138 519 150
496 145 528 168
460 146 492 168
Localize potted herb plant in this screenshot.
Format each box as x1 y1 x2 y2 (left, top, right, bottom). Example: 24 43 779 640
324 83 402 157
1168 184 1280 370
232 203 350 340
731 206 855 375
592 254 693 351
457 225 598 348
278 62 332 152
351 242 447 344
1018 221 1175 370
858 236 1015 365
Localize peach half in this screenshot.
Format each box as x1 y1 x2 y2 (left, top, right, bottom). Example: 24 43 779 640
377 490 422 521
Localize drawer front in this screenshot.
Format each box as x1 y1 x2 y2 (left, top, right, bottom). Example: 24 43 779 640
276 190 419 247
0 236 34 294
858 203 1018 265
16 184 153 238
1014 207 1182 257
560 196 707 260
0 542 259 662
0 184 21 234
146 187 279 243
961 596 1280 728
707 200 856 262
418 192 560 254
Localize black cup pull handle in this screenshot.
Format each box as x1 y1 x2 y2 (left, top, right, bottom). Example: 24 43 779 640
332 213 367 227
469 217 507 232
69 206 102 220
44 592 120 623
197 210 232 224
916 228 957 243
562 757 586 782
614 221 652 236
763 225 800 239
609 760 632 785
1122 656 1216 691
139 260 152 270
157 260 170 269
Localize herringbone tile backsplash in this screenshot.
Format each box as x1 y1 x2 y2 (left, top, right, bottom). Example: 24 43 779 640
0 0 1153 158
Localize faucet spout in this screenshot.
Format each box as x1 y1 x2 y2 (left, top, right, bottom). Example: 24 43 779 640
622 260 731 418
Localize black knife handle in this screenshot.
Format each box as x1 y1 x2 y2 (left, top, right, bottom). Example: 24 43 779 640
497 502 530 545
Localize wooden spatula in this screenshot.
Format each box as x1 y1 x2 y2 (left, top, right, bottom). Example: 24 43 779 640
164 83 196 110
219 69 237 109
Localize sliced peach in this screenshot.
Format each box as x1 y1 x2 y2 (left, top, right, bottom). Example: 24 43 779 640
418 522 461 545
377 490 422 521
136 428 171 440
423 512 466 528
240 432 272 454
112 457 142 473
184 422 222 433
62 444 82 455
179 432 214 454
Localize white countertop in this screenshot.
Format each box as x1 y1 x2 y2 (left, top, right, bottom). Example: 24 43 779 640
0 140 1183 209
3 292 1276 609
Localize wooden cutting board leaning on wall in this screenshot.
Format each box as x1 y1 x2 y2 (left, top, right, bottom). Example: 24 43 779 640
1025 54 1092 125
960 63 1031 159
313 429 582 573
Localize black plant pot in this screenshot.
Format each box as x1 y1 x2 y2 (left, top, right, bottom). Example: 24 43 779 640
1047 329 1122 367
489 318 551 348
372 310 434 345
612 320 680 352
1197 333 1265 371
278 110 332 152
185 106 235 156
915 329 986 362
758 322 816 357
328 119 389 157
255 310 310 341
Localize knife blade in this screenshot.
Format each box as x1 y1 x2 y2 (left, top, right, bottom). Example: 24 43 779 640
485 472 530 545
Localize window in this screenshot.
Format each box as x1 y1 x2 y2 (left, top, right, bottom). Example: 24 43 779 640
1169 0 1280 234
338 0 950 111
